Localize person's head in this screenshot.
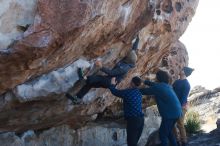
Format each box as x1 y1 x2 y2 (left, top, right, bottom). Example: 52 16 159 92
183 67 194 77
156 70 170 84
131 76 142 87
179 69 186 79
124 50 137 65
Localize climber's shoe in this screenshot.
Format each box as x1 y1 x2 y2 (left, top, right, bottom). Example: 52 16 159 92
65 93 75 103
182 142 188 146
177 141 181 146
65 93 82 104
77 68 84 80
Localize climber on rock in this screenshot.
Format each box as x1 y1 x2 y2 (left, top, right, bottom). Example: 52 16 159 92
139 70 182 146
65 35 139 104
108 76 144 146
173 67 194 146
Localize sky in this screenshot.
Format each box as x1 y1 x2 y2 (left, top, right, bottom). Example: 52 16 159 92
180 0 220 90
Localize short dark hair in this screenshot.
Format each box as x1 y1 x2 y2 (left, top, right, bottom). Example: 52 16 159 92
132 76 142 87
156 70 169 84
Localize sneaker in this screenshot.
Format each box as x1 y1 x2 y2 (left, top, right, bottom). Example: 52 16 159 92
177 141 182 146
77 68 84 80
182 142 188 146
65 93 82 104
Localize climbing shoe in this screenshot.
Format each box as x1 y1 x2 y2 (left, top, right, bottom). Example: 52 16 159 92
177 141 181 146
65 93 82 104
77 68 84 80
65 93 75 103
182 142 188 146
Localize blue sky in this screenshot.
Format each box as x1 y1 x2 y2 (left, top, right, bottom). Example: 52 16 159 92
180 0 220 90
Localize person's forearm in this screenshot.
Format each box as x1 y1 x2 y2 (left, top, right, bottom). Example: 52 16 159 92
109 85 122 97
144 80 155 86
139 88 154 95
109 85 126 98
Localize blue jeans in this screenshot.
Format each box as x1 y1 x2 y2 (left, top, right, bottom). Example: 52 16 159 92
159 118 178 146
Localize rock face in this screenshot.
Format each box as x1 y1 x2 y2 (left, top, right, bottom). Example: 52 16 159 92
0 0 37 49
188 86 220 132
0 107 161 146
0 0 199 144
0 0 198 94
0 0 154 94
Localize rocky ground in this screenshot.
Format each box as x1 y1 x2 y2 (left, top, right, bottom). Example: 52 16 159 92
188 127 220 146
187 86 220 146
0 106 161 146
145 122 220 146
189 86 220 132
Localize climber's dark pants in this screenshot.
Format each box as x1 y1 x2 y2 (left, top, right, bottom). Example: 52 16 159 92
126 117 144 146
159 118 178 146
76 75 111 99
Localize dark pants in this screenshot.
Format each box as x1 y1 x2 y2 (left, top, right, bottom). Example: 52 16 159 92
126 117 144 146
76 75 111 98
159 118 178 146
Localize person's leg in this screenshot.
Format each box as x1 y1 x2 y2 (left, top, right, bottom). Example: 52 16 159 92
173 118 181 144
168 119 178 146
76 75 111 98
87 75 111 88
65 81 92 103
136 117 145 143
126 118 143 146
177 108 187 145
159 118 169 146
75 75 101 99
76 83 92 99
126 119 135 146
66 75 111 103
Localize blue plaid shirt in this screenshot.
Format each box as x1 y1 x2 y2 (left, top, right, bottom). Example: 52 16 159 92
109 85 144 118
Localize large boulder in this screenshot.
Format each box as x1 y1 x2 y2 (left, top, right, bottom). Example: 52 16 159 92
0 107 161 146
0 0 199 134
188 86 220 132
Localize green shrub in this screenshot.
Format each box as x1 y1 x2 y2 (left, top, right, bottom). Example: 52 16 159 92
185 110 201 134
